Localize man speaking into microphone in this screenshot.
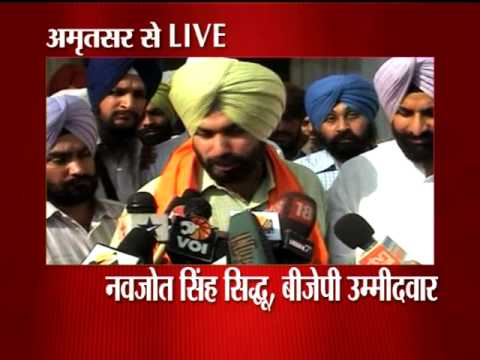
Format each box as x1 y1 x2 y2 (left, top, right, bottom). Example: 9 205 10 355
111 58 329 264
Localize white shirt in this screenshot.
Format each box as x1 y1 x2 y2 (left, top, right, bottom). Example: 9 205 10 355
46 199 124 264
295 150 339 191
327 140 434 265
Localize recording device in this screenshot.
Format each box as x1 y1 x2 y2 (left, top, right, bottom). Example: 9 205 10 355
83 192 168 265
165 189 212 219
272 192 316 263
165 190 219 264
334 213 407 265
227 210 276 264
123 192 169 243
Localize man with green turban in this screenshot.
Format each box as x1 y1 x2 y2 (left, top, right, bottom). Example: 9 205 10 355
112 58 329 264
137 80 181 146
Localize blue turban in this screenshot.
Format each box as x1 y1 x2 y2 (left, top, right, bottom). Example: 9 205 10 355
305 74 379 129
86 58 162 109
47 94 98 156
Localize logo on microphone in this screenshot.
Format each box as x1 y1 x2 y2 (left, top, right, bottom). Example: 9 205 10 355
168 215 216 262
289 199 315 225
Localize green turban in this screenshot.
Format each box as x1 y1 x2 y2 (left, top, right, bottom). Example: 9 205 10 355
148 81 179 127
169 58 286 141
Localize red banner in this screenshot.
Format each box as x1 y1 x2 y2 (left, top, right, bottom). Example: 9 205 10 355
0 2 477 359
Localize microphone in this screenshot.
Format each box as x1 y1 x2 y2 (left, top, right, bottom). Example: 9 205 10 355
334 213 407 265
227 210 276 264
122 192 169 243
165 192 218 264
102 192 169 264
164 189 212 219
271 192 316 263
117 227 157 264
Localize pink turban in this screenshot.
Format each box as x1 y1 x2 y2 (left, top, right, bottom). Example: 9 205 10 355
47 94 98 156
373 57 434 120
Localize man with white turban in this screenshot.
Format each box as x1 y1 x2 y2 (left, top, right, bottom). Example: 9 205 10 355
296 74 379 190
327 57 434 265
112 58 329 264
46 93 124 264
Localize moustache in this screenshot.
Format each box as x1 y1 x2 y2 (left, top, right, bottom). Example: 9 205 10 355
110 110 140 123
64 175 97 188
404 131 433 144
207 154 247 167
331 130 359 143
137 127 172 146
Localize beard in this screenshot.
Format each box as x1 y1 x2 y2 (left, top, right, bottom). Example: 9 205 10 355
47 175 98 207
322 129 375 163
137 122 173 146
99 110 140 146
194 142 265 185
392 126 433 164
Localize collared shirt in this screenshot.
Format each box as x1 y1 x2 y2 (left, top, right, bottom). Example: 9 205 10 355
46 199 124 264
134 157 327 235
295 150 340 191
95 140 144 204
95 137 185 204
327 140 434 265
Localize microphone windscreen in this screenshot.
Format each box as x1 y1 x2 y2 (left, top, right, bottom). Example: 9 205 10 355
126 192 157 214
185 197 212 220
334 213 375 250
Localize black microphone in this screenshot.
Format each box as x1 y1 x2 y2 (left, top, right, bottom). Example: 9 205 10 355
227 210 276 264
334 213 375 250
102 192 169 264
334 213 406 265
117 227 157 264
165 192 218 264
165 189 203 215
122 192 169 243
272 192 316 263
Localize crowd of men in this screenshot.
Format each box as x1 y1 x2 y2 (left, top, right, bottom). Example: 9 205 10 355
46 57 434 265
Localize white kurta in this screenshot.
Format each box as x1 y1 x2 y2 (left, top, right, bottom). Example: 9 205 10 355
327 140 434 265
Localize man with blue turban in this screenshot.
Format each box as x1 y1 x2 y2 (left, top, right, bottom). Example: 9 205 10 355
46 93 124 264
327 58 434 265
86 58 162 203
296 74 379 190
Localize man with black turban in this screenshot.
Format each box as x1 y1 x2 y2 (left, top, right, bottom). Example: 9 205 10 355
296 74 379 191
112 58 330 264
328 58 434 265
86 58 163 203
